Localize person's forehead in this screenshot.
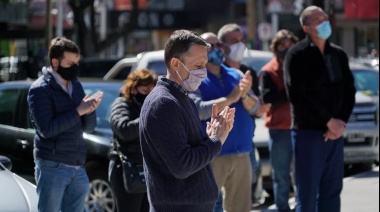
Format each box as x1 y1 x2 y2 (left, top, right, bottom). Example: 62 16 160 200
205 36 219 44
137 84 153 89
308 10 327 23
185 45 208 63
62 52 80 62
225 31 244 41
277 39 293 48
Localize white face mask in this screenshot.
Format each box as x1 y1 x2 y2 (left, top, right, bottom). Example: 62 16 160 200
227 42 246 62
176 60 207 92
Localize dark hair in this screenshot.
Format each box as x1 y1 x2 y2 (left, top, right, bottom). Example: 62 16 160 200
299 6 324 26
121 69 158 101
48 37 80 64
217 23 242 42
164 30 209 67
270 30 299 54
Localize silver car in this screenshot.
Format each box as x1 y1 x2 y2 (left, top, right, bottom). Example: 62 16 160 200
0 156 38 212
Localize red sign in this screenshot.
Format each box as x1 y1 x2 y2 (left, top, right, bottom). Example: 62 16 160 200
114 0 148 11
345 0 379 19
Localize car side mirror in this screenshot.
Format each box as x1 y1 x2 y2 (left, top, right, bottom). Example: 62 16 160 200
0 155 12 170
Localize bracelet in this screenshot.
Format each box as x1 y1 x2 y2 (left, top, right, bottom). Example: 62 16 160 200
241 93 249 100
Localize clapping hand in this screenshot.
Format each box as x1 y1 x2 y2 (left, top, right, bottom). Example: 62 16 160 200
239 71 252 96
206 104 236 144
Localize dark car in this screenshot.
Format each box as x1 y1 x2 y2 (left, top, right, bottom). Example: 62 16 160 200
0 80 122 211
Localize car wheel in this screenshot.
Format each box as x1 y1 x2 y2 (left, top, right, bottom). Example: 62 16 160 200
85 169 116 212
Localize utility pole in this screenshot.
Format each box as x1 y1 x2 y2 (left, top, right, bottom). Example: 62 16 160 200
45 0 52 49
57 0 64 37
326 0 335 31
246 0 256 49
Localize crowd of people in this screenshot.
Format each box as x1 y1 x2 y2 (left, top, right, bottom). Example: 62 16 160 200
27 5 356 212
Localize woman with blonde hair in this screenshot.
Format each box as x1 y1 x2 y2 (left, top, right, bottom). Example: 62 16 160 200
108 69 157 212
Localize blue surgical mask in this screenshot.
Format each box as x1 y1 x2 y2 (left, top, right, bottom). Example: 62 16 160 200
316 21 332 40
176 60 207 91
208 48 224 65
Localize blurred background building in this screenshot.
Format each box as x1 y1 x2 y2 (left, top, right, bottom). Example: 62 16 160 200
0 0 378 61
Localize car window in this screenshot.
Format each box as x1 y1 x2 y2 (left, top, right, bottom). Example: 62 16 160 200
147 61 167 76
114 66 132 80
0 88 19 125
352 69 379 95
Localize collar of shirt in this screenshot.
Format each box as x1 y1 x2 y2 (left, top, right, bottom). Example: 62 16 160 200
48 68 73 96
160 77 188 95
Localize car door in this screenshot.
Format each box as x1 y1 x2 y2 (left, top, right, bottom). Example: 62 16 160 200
12 87 35 176
0 87 22 163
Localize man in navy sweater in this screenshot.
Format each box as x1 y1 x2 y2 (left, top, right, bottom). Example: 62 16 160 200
139 30 236 211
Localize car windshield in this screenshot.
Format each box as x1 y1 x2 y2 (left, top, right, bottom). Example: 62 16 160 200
352 69 379 96
83 83 121 129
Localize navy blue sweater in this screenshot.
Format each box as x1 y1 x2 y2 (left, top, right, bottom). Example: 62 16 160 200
139 78 222 211
27 69 96 166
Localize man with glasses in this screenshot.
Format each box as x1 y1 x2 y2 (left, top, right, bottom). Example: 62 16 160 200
189 32 260 212
218 23 271 208
284 6 356 211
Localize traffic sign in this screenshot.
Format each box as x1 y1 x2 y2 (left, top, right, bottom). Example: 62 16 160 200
258 23 272 41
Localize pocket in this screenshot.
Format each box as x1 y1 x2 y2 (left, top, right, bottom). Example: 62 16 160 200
37 160 61 170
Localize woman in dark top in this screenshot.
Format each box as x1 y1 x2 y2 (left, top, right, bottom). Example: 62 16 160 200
108 69 157 212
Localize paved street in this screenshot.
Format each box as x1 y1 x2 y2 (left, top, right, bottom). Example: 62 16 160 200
251 166 379 212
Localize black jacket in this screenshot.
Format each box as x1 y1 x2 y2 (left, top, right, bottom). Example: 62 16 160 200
28 69 96 166
109 96 144 164
284 36 356 131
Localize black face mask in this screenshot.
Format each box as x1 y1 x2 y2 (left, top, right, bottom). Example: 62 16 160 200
57 64 79 81
277 48 289 61
135 93 148 104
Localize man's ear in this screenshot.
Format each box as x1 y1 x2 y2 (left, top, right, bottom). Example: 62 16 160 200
170 58 180 70
302 25 308 33
51 58 59 68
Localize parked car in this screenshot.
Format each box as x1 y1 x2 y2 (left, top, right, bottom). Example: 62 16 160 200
0 155 39 211
0 80 123 211
350 57 379 71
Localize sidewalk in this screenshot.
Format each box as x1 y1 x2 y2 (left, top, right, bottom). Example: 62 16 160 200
341 166 379 212
251 166 379 212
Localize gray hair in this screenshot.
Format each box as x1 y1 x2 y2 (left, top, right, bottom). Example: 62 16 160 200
299 6 324 26
217 23 242 42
